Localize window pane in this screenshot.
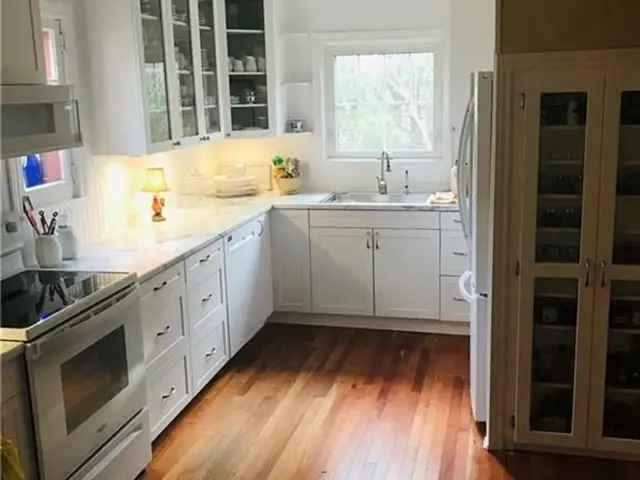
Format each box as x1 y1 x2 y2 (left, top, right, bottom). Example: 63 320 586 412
22 152 64 189
334 52 435 154
42 28 60 85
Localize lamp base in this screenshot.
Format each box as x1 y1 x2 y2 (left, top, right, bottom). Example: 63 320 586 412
151 213 166 223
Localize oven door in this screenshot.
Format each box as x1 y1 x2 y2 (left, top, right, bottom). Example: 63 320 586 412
25 285 146 480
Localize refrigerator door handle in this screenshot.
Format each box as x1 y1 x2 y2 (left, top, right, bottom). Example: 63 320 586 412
457 98 474 244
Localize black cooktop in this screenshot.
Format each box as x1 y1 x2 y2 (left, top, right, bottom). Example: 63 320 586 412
1 270 130 330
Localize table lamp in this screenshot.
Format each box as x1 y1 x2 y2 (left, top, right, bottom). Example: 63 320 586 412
142 167 169 222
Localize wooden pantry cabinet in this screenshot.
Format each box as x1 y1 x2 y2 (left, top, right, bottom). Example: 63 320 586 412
83 0 275 155
503 52 640 456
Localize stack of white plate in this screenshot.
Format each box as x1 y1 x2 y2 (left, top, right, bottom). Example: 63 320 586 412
212 175 258 198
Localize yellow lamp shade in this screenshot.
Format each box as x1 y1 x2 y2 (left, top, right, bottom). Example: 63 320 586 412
142 168 169 193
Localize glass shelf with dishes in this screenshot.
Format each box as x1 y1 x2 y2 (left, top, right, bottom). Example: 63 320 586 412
535 93 588 264
223 0 272 134
171 0 198 138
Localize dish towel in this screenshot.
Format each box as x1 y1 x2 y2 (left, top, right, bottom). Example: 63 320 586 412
1 437 25 480
428 191 458 205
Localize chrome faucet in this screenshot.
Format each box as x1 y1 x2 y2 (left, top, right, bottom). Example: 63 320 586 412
376 151 392 195
403 170 411 195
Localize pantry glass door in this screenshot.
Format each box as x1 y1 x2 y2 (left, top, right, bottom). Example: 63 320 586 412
515 70 605 448
197 0 222 136
589 69 640 454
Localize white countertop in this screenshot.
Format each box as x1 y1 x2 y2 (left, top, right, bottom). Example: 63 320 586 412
61 192 458 283
1 341 24 362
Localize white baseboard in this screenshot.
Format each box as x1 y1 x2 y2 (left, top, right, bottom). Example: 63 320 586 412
268 311 470 336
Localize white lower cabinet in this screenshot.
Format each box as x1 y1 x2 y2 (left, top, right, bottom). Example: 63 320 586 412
310 227 374 316
440 276 470 322
374 229 440 319
146 343 191 440
271 209 312 312
226 214 274 356
185 240 229 396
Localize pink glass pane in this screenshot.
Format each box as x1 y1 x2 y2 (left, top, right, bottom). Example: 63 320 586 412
42 29 58 84
40 151 63 183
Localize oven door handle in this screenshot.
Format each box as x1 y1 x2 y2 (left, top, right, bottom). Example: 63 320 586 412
26 285 140 360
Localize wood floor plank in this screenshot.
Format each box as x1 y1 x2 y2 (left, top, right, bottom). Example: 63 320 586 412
147 325 640 480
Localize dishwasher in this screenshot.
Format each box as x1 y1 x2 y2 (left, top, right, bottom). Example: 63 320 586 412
226 214 274 356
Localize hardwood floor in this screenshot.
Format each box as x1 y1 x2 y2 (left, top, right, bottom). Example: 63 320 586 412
147 324 640 480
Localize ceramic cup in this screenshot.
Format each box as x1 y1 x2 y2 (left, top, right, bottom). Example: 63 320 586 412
243 56 257 72
233 59 244 73
257 57 266 72
35 235 63 268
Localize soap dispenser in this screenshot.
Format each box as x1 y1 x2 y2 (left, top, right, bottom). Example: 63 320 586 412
57 212 79 260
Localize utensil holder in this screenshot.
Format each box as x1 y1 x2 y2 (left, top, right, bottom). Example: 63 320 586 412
35 235 63 268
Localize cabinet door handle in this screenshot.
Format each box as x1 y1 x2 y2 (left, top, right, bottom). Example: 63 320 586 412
199 254 212 264
153 281 168 292
201 293 213 304
205 347 217 359
600 260 608 287
366 232 371 250
453 218 462 224
257 220 265 237
173 141 182 147
156 325 172 337
453 297 466 303
453 251 467 257
375 232 381 250
584 258 592 287
161 387 176 401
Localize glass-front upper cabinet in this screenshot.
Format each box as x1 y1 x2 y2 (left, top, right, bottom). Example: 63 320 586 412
514 70 605 449
221 0 273 136
589 71 640 454
140 0 173 144
198 0 221 135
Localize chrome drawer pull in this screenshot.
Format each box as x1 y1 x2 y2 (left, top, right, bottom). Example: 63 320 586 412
199 254 212 264
453 218 462 224
205 347 217 359
453 251 467 257
156 325 172 337
161 387 176 401
153 281 168 292
201 293 213 304
453 297 466 303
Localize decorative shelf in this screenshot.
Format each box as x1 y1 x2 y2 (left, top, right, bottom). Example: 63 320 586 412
181 106 194 111
177 70 193 75
172 20 189 28
533 381 573 390
227 29 264 34
229 72 266 76
541 125 586 132
202 71 216 76
141 13 160 22
537 227 581 234
199 25 213 31
231 103 267 109
609 328 640 335
607 386 640 395
538 194 582 201
611 295 640 301
204 104 217 109
535 323 576 331
535 292 576 299
542 161 583 167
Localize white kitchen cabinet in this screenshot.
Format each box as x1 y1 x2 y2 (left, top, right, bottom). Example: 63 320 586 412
1 354 37 480
226 214 274 356
440 230 468 276
374 229 439 319
185 240 230 395
1 0 45 85
84 0 225 155
440 276 470 322
271 209 311 312
139 263 187 368
310 227 374 316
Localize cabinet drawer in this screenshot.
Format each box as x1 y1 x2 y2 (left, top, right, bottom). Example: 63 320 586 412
140 265 186 367
440 277 470 322
441 231 468 276
191 320 229 395
185 240 223 287
441 212 464 231
310 210 439 229
147 345 190 440
188 272 223 332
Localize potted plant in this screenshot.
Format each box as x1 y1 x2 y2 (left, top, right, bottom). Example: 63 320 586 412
272 155 302 194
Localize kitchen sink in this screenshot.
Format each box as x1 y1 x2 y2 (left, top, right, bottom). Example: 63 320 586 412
325 192 430 205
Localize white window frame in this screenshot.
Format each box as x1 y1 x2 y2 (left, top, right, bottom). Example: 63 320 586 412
8 12 77 208
317 30 447 162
